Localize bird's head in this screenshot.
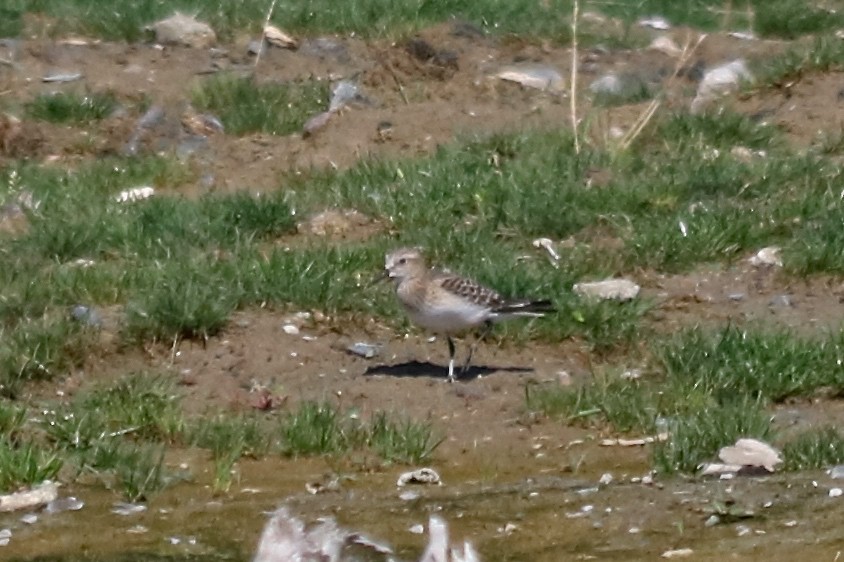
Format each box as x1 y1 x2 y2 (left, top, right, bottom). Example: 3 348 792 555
383 247 426 283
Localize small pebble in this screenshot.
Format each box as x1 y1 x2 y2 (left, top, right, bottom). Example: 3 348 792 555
112 502 147 516
282 324 299 335
0 528 10 546
409 524 424 534
736 524 752 537
20 514 37 525
71 305 103 327
42 72 83 83
347 342 380 358
769 295 793 308
829 487 843 498
45 497 84 514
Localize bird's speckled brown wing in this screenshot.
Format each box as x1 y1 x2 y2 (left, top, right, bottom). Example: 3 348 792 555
433 273 505 308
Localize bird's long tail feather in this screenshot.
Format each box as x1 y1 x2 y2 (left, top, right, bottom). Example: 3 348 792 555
493 299 555 316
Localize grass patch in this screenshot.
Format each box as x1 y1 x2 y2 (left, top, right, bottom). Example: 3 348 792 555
113 444 168 502
590 74 655 107
783 427 844 471
758 34 844 87
525 375 657 433
0 401 26 436
280 401 348 456
280 401 442 463
0 5 23 37
192 75 328 136
123 261 239 342
26 91 117 124
652 397 772 474
528 324 844 474
753 0 844 39
367 411 443 464
38 374 182 499
191 415 273 492
0 317 92 398
2 111 838 360
0 0 546 44
656 327 844 402
0 375 442 496
10 0 766 43
0 439 63 492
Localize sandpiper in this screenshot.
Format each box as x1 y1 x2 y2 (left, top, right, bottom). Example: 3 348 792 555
383 247 553 382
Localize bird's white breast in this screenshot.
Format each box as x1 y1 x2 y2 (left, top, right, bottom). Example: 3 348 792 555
405 297 490 334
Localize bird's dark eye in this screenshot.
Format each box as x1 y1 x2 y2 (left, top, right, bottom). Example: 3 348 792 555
398 258 407 265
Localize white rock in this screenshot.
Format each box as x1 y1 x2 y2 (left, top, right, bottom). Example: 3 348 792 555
0 481 59 513
495 64 565 93
397 468 441 487
638 16 671 30
620 369 642 381
830 487 843 498
749 246 783 267
649 36 682 57
573 279 640 301
115 186 154 203
589 73 623 96
662 548 694 558
282 324 300 335
731 146 766 162
409 523 425 534
699 462 743 476
691 59 752 114
718 438 782 472
263 25 297 49
148 13 216 49
729 31 757 40
609 126 625 139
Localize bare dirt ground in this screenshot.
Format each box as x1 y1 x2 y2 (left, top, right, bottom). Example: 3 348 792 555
3 20 844 562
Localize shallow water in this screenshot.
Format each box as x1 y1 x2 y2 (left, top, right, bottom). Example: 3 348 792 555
4 445 844 562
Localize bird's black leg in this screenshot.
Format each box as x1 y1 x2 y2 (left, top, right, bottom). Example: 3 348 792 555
462 321 493 375
447 336 456 383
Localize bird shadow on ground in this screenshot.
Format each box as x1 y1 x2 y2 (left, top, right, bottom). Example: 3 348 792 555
362 360 532 381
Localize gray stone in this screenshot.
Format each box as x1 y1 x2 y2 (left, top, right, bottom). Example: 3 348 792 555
347 342 380 359
70 305 102 328
496 64 565 93
148 13 216 49
44 496 84 514
691 59 752 114
573 279 640 301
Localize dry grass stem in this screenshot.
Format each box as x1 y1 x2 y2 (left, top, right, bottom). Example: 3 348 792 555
619 33 707 150
570 0 581 154
254 0 279 69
